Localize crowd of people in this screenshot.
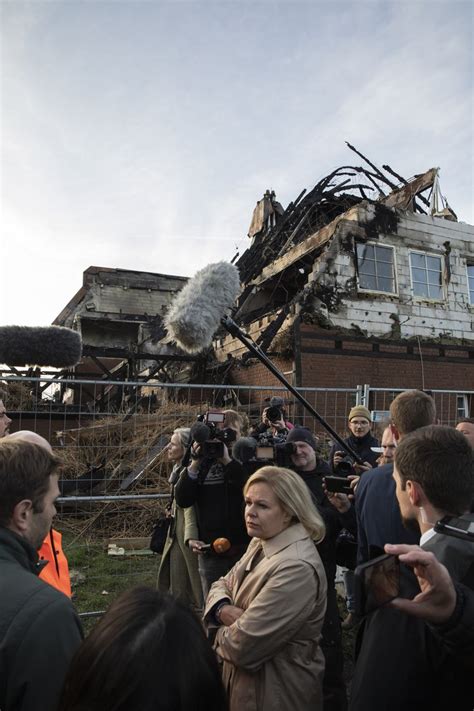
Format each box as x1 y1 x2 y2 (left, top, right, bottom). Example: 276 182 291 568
0 384 473 711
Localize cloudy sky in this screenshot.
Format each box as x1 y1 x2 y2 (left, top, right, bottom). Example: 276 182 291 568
1 0 472 326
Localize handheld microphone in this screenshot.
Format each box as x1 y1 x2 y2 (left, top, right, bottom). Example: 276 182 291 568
200 537 231 554
0 326 82 367
165 262 240 354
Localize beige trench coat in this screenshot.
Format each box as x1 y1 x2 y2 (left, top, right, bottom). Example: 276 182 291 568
204 523 327 711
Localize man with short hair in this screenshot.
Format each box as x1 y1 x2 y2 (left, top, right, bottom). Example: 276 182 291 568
350 426 474 710
355 389 436 564
456 417 474 448
375 425 396 466
0 438 83 711
330 405 379 474
288 427 355 711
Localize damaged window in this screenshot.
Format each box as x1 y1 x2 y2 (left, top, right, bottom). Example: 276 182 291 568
356 243 396 294
409 252 443 300
467 265 474 304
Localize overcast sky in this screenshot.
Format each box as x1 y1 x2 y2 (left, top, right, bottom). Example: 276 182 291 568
1 0 473 326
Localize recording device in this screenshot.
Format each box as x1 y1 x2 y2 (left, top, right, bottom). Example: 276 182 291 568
0 325 82 367
266 405 282 423
164 262 241 354
354 553 400 617
434 515 474 542
198 537 232 554
324 476 353 495
190 413 237 460
164 261 364 465
333 450 356 476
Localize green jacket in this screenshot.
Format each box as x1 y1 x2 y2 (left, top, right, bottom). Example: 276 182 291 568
0 527 83 711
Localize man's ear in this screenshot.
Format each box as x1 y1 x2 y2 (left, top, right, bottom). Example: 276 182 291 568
390 424 400 444
406 480 423 508
10 499 33 534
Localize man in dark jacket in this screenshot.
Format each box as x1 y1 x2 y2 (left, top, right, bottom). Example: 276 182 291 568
329 405 380 474
0 438 83 711
350 425 474 711
174 440 249 598
288 427 356 711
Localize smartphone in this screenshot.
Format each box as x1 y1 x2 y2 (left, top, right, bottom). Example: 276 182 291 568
324 475 353 494
354 553 400 617
434 516 474 542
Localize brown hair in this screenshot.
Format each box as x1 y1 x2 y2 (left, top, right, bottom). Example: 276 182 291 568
0 440 60 525
395 425 474 515
389 390 436 436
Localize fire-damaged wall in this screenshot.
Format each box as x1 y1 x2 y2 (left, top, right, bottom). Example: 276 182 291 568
322 205 474 341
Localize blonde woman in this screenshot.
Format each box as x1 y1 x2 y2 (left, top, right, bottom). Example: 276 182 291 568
157 428 203 609
204 466 327 711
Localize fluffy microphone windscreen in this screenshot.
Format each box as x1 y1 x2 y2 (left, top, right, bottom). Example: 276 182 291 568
0 326 83 367
165 262 240 354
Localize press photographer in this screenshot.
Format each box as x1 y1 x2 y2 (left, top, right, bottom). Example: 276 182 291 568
250 396 294 440
174 409 249 597
329 405 379 476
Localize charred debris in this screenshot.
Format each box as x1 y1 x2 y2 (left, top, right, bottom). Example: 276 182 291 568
207 142 456 378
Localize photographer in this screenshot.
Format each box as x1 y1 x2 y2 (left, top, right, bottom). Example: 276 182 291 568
329 405 379 475
250 396 294 440
174 410 250 598
287 427 356 711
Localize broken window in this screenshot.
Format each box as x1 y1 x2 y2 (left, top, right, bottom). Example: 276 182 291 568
356 243 396 294
409 251 443 300
467 264 474 304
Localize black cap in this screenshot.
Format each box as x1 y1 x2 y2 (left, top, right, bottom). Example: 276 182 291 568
286 427 318 451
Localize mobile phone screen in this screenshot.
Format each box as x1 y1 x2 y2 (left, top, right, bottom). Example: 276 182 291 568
324 476 352 494
355 554 400 616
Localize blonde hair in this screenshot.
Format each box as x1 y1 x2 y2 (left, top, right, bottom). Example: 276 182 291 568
223 409 244 435
244 466 325 543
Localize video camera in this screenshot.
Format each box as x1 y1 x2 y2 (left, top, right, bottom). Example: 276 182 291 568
254 431 295 468
198 411 237 459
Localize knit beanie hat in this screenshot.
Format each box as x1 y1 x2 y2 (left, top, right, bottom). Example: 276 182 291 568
348 405 372 422
286 427 318 451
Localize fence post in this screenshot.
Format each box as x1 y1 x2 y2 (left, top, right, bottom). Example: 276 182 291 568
356 384 370 407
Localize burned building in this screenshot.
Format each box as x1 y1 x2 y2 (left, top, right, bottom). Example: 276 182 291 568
212 144 474 417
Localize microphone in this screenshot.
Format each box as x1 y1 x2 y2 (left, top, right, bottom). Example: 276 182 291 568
190 422 211 444
200 537 231 554
165 262 240 354
232 437 258 464
0 326 82 367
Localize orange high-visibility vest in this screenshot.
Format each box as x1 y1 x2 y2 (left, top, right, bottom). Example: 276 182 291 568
38 528 72 598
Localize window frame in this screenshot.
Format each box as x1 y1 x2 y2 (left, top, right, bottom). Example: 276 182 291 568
355 241 398 296
466 263 474 306
408 249 445 302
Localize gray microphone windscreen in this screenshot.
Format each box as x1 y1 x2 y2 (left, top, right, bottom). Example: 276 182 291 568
232 437 257 464
165 262 240 354
190 422 211 444
0 326 82 367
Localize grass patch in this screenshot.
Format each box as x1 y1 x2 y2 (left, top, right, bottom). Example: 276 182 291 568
63 533 161 631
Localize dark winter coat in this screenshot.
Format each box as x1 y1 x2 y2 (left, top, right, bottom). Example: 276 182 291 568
329 432 380 473
349 514 474 711
174 459 250 551
293 460 356 711
0 527 83 711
